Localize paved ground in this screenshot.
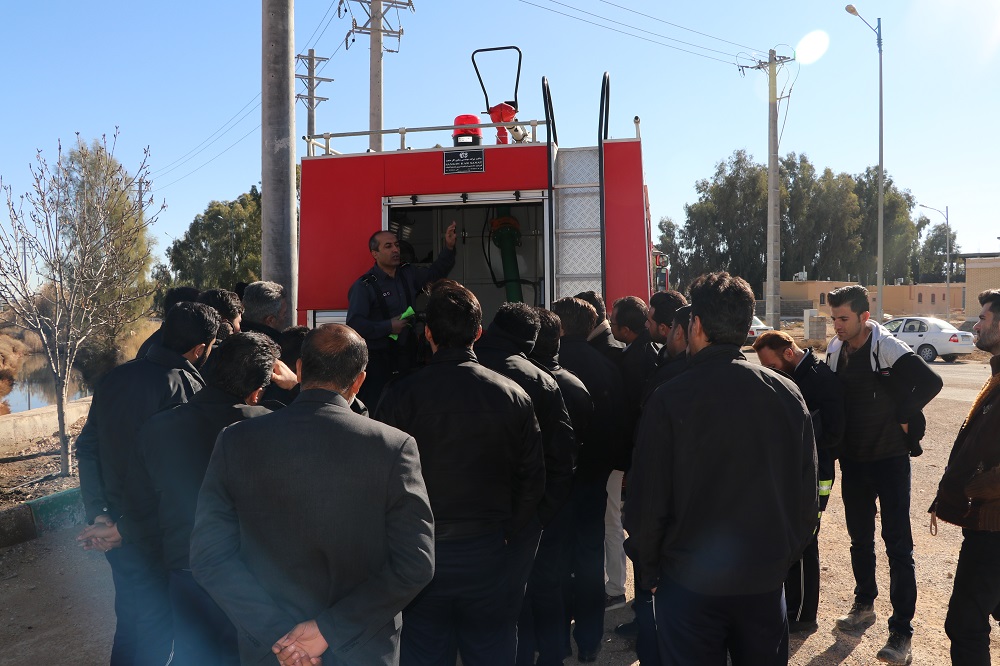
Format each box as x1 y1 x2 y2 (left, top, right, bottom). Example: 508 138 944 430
0 355 996 665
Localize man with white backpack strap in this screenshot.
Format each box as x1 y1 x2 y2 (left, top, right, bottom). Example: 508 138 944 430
826 285 942 665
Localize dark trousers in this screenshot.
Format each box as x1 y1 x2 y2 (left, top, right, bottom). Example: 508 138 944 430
653 577 788 666
565 475 610 655
945 529 1000 665
516 508 570 666
358 349 393 410
634 587 661 666
840 455 916 636
168 570 240 666
785 517 822 623
105 543 173 666
401 531 511 666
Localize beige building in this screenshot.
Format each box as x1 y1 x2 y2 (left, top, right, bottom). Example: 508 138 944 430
774 280 963 319
963 253 1000 319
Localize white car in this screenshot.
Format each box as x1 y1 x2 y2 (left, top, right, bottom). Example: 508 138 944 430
745 316 774 346
883 316 976 363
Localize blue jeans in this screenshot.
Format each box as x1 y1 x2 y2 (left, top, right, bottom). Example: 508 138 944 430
105 543 172 666
654 577 787 666
401 531 511 666
168 569 239 665
516 507 570 666
565 475 609 655
839 454 916 636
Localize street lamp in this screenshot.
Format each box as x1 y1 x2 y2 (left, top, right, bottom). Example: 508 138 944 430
919 204 950 317
846 4 884 320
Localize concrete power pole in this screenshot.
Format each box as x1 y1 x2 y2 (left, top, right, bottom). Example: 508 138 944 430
262 0 297 327
752 49 793 330
344 0 411 152
296 49 332 156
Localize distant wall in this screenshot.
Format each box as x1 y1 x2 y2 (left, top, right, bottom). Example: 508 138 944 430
0 397 91 456
754 299 816 318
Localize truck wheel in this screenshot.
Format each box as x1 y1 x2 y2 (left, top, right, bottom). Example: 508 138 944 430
917 345 937 363
942 354 958 363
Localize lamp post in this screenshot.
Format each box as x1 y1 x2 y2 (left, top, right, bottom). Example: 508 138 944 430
919 203 950 317
846 4 884 320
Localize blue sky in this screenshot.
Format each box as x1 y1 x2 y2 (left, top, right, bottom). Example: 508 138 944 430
2 0 999 273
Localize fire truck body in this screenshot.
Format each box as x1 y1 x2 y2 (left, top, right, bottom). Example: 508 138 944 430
297 74 652 326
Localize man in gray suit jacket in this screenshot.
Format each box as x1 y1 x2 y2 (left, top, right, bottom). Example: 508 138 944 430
190 324 435 665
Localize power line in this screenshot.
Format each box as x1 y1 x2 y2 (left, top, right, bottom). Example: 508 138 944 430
152 101 261 179
516 0 736 66
154 124 261 193
600 0 767 54
539 0 739 59
150 94 261 176
152 5 346 190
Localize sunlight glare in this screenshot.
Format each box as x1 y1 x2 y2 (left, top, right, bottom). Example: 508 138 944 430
795 30 830 65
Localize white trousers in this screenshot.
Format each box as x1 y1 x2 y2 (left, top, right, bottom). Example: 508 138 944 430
604 469 627 596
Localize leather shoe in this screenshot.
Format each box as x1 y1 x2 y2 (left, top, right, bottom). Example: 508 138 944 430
614 619 638 636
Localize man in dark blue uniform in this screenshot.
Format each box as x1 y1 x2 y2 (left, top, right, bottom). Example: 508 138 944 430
347 222 457 407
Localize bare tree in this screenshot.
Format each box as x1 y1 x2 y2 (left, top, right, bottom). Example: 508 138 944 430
0 131 161 476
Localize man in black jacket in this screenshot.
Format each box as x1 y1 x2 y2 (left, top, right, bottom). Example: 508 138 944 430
476 303 577 666
551 296 625 662
643 303 690 406
76 301 220 666
134 332 277 663
754 330 846 634
376 281 545 666
826 285 942 664
629 271 817 665
192 324 435 666
474 302 576 665
525 307 594 666
575 290 624 362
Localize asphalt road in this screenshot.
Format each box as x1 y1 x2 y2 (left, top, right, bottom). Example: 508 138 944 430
0 353 993 665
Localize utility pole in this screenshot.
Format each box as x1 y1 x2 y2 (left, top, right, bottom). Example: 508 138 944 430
262 0 298 327
296 49 332 156
343 0 413 152
751 49 793 330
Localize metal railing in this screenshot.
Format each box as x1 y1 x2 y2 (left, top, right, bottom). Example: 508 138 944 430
303 119 550 156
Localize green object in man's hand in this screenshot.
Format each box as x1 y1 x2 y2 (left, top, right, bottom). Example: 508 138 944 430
389 306 416 341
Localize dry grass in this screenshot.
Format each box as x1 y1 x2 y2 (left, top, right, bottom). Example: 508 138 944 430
117 318 160 361
0 334 28 382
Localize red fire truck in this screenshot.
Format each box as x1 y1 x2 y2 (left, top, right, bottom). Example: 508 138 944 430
297 47 654 326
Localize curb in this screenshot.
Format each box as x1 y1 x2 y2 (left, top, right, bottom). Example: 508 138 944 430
0 487 84 549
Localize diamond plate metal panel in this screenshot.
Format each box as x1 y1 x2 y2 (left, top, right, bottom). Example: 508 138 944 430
555 278 602 300
557 234 602 275
555 188 601 231
555 148 600 186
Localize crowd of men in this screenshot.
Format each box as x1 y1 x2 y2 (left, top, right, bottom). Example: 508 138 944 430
72 222 1000 666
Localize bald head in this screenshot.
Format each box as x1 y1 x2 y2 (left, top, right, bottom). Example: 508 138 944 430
300 324 369 392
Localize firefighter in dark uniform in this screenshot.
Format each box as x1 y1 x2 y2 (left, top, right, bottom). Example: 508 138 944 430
347 221 457 407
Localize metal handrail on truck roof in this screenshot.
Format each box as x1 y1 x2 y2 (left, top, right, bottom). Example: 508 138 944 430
302 119 550 157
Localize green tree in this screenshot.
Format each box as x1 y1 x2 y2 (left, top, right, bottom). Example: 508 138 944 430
0 132 160 475
167 186 262 290
66 138 156 365
780 153 820 280
680 150 769 292
654 216 683 288
849 167 918 285
917 222 961 283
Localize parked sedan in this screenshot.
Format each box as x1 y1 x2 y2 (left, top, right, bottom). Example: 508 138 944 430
883 316 975 363
745 316 774 346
